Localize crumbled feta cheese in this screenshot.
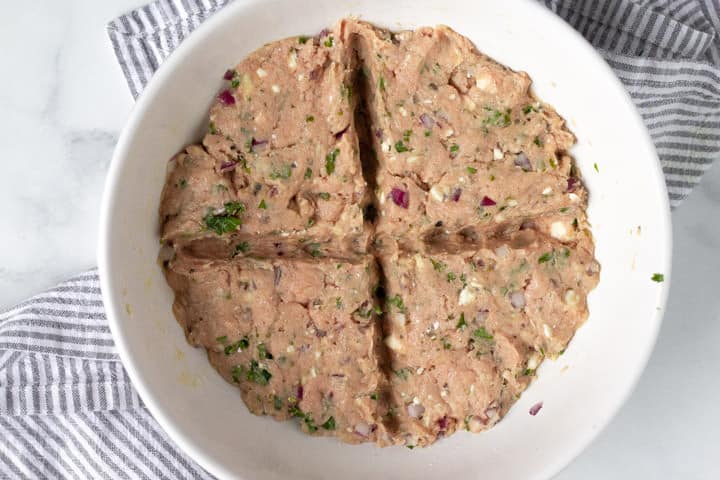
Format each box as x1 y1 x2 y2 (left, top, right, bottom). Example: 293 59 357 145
569 193 579 202
297 74 304 81
463 97 476 111
543 324 552 338
286 345 295 353
564 289 580 306
550 221 571 240
394 313 406 327
475 72 496 92
449 93 457 100
287 50 297 70
381 140 392 152
271 84 281 94
398 106 408 117
458 287 476 306
384 334 403 351
493 148 503 160
430 186 445 202
542 187 553 195
256 68 267 78
507 199 518 207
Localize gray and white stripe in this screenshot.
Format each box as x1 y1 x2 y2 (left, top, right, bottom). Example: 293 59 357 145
2 1 718 478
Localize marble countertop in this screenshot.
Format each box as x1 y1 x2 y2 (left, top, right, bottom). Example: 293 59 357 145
1 1 718 478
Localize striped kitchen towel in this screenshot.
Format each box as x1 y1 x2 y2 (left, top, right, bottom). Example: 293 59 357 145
0 1 718 478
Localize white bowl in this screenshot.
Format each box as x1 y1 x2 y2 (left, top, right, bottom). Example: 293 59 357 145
98 0 672 478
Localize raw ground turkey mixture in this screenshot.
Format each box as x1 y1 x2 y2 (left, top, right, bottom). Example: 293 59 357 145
159 19 599 448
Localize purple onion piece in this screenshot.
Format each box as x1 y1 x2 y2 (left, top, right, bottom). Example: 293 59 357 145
251 138 268 151
374 128 384 140
437 416 448 430
509 290 526 309
407 403 425 418
318 28 331 38
419 113 435 130
475 309 489 323
223 69 235 80
480 196 497 207
567 177 579 192
334 125 349 140
269 186 279 197
390 187 409 209
529 401 543 416
219 161 237 173
354 422 371 437
451 188 462 202
514 153 532 171
217 89 236 105
296 385 304 401
273 265 282 286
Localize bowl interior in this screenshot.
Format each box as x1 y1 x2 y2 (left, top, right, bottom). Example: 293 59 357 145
99 0 672 479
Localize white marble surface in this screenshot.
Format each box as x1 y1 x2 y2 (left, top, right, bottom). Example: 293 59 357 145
0 1 718 478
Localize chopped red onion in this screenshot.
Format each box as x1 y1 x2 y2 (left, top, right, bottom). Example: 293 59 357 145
318 28 331 38
374 128 383 140
219 161 237 173
269 186 279 198
390 187 409 209
296 385 304 401
251 138 268 150
223 69 234 80
567 177 579 192
419 113 435 130
437 416 448 430
480 196 497 206
514 153 532 171
529 401 543 416
509 290 526 309
334 125 349 140
407 403 425 418
354 422 371 437
450 188 462 202
217 89 236 105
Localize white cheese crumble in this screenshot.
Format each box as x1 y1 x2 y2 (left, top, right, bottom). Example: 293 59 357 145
287 50 297 70
542 187 553 195
493 148 503 160
430 186 445 202
384 335 403 351
507 199 518 207
256 68 268 78
271 84 281 94
550 221 571 241
564 289 580 306
398 106 408 117
569 193 580 202
543 324 552 338
458 286 476 306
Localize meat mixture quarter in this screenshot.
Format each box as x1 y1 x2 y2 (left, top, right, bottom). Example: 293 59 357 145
159 18 600 448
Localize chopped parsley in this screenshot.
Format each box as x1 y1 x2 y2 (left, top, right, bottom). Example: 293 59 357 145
307 243 323 257
340 83 353 100
378 76 386 92
394 140 409 153
456 312 467 329
305 114 314 122
424 130 432 137
318 192 331 200
208 121 218 134
522 104 538 114
246 360 272 385
466 166 477 174
394 368 411 380
430 259 447 272
325 148 339 174
258 199 267 210
216 335 228 343
304 167 312 179
273 395 283 410
224 336 250 356
533 136 543 147
235 241 250 254
386 295 406 313
483 108 512 127
651 273 664 282
538 252 553 264
473 327 493 340
403 129 412 142
335 297 343 309
323 36 334 48
257 343 273 360
321 416 336 430
204 201 245 235
446 272 456 282
449 143 460 154
523 368 536 376
269 163 292 180
370 393 379 400
298 35 309 44
178 179 188 188
442 338 452 350
594 162 600 173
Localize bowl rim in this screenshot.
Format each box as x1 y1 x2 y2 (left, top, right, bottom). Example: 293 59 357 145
98 0 673 478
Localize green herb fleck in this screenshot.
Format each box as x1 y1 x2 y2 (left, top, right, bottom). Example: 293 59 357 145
258 343 273 360
340 83 353 100
394 368 410 380
325 148 339 174
424 130 432 137
466 166 477 174
246 360 272 385
483 108 512 127
430 259 446 272
298 36 309 44
456 312 467 329
394 140 409 153
204 201 246 235
324 36 334 48
308 243 322 258
235 241 250 254
533 136 543 147
179 179 188 188
522 105 537 114
208 122 218 134
523 368 536 377
538 252 554 264
216 335 228 343
386 295 406 313
370 393 379 401
549 157 558 169
335 297 343 309
273 395 283 410
449 144 460 154
446 272 456 282
321 416 336 430
651 273 664 283
594 162 600 173
258 199 267 210
378 76 386 92
407 445 416 450
305 114 314 122
318 192 331 200
224 336 250 356
403 129 412 142
304 167 312 180
559 207 569 213
269 163 292 180
473 327 493 340
442 338 452 350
